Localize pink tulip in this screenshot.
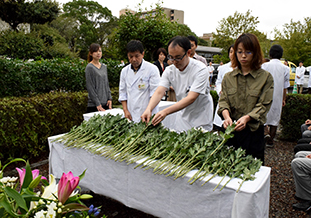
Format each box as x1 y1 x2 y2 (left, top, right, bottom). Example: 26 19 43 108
58 171 79 204
16 168 47 188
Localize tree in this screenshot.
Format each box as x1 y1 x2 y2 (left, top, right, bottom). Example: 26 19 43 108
274 17 311 66
213 10 271 61
110 3 196 61
50 16 80 53
61 0 117 59
213 10 259 49
0 0 59 31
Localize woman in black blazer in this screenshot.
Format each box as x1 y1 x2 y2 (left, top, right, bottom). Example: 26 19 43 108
153 47 168 76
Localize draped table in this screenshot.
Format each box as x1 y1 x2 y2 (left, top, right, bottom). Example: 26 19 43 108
49 101 270 218
49 138 270 218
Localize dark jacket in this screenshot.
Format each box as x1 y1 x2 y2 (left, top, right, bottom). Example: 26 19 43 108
153 60 168 76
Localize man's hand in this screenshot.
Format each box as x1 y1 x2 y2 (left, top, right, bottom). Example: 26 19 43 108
306 154 311 159
141 109 152 124
124 110 132 121
151 110 168 126
308 126 311 131
235 115 251 132
106 100 112 109
306 119 311 125
97 105 105 111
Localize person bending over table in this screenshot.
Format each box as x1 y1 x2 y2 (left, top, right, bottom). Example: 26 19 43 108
141 36 214 132
218 33 274 165
292 151 311 211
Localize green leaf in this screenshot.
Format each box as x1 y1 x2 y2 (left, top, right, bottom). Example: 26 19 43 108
0 196 15 217
78 169 87 180
21 161 33 190
1 158 26 172
62 203 89 213
4 187 28 211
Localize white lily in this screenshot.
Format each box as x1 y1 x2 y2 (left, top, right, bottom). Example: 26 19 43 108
42 174 58 201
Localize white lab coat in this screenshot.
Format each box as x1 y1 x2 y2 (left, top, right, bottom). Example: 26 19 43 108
213 62 233 127
119 60 160 123
308 69 311 88
295 66 305 85
262 59 290 126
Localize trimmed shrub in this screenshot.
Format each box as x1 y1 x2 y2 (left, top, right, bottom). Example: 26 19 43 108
0 92 88 162
280 94 311 141
0 57 123 98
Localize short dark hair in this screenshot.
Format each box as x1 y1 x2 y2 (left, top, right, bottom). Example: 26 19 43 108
87 43 101 62
232 33 263 71
168 36 191 53
156 47 167 58
126 40 144 54
269 45 283 59
187 35 198 46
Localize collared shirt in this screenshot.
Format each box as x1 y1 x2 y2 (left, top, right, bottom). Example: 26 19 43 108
131 63 142 74
193 53 207 66
218 68 274 131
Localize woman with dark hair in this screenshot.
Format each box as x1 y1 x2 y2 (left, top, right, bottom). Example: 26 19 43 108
85 43 112 113
153 48 168 76
218 33 274 164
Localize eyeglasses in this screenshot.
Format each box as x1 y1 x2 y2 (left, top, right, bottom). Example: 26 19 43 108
167 52 187 62
236 51 253 56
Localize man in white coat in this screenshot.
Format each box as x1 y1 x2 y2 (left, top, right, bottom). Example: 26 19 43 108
118 40 160 123
295 61 305 94
141 36 214 132
262 45 290 147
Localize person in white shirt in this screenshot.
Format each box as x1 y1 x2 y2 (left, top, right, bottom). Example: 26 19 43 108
213 45 234 129
187 35 208 66
295 61 305 94
141 36 214 132
118 40 160 123
206 61 215 87
262 45 290 148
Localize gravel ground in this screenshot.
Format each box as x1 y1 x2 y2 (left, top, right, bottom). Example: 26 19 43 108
4 135 311 218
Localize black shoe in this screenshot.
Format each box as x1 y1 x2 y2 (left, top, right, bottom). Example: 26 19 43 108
293 201 311 211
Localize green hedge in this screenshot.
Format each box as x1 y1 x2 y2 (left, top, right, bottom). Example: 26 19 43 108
280 94 311 141
0 57 123 98
0 92 88 162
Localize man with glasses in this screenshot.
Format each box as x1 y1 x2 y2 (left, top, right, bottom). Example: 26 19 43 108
141 36 214 132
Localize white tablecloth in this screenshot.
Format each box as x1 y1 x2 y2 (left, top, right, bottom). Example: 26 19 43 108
48 135 270 218
83 101 176 129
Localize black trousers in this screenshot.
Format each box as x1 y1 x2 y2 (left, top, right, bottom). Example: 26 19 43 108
294 144 311 154
224 125 265 165
86 104 110 113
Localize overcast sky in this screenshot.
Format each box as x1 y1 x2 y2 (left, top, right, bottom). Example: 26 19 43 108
58 0 310 39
